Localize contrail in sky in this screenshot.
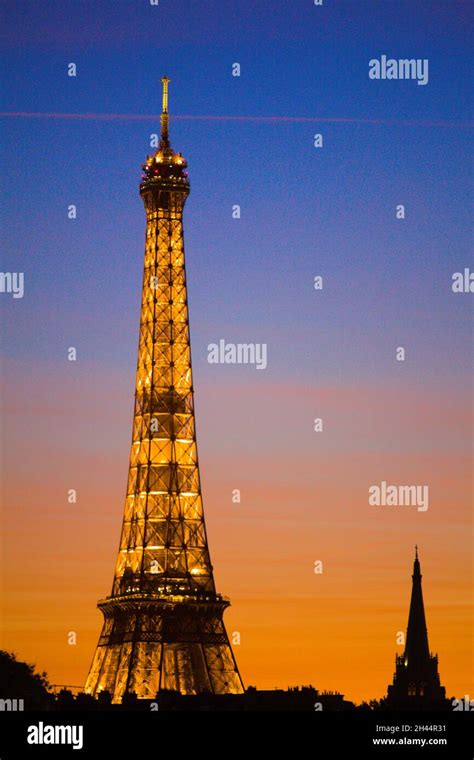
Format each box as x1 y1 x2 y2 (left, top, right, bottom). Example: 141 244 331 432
0 112 472 129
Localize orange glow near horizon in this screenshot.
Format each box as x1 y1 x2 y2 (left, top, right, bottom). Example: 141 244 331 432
1 359 472 703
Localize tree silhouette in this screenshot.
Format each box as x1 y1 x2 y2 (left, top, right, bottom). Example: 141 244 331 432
0 650 51 709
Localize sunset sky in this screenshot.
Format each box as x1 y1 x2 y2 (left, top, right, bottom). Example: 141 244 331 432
1 0 472 703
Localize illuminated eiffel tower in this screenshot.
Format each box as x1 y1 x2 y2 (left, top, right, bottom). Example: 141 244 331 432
85 78 244 702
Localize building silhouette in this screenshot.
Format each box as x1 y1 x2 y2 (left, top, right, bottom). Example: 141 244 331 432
84 78 244 701
386 548 447 708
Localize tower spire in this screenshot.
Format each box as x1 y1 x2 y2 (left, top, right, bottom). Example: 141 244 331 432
386 549 446 706
405 547 429 666
160 76 171 149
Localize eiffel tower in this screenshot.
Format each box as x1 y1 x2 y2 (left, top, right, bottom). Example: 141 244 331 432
85 78 244 702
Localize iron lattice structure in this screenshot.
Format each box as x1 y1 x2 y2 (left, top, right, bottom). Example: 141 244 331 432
85 78 244 702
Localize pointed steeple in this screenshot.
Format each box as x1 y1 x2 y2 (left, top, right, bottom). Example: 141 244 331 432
404 546 430 667
386 548 446 707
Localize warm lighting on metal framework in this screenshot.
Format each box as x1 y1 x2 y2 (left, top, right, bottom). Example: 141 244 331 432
84 78 244 702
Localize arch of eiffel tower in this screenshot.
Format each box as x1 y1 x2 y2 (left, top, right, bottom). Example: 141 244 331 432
84 78 244 702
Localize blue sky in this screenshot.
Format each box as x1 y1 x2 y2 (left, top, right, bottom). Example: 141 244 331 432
1 0 472 383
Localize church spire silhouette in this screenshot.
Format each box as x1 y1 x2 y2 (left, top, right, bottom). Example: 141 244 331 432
404 546 430 668
386 549 447 708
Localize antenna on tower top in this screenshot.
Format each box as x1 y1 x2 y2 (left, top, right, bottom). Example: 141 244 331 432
161 76 170 112
160 76 171 149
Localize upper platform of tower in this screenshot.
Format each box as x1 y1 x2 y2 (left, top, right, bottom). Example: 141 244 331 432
140 77 190 198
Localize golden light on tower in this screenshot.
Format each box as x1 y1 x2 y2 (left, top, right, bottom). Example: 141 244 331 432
160 75 170 147
84 78 244 702
161 75 170 111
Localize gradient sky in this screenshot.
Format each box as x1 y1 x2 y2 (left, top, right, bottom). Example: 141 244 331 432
1 0 472 703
